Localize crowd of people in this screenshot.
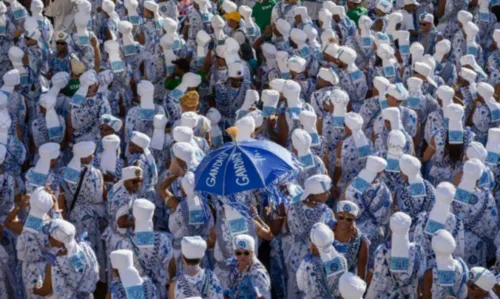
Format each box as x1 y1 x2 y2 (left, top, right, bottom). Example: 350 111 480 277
2 0 500 296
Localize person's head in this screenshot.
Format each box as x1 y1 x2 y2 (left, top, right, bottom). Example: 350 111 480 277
336 201 358 231
287 56 306 78
336 47 357 70
274 19 291 39
172 142 198 170
403 0 418 12
180 91 199 112
444 103 466 163
339 272 367 299
301 174 331 203
100 114 122 136
129 131 150 155
347 0 361 9
38 142 61 169
122 166 143 193
228 62 245 88
436 85 454 108
316 67 338 89
71 141 95 167
172 59 191 78
47 219 76 253
54 32 70 54
458 67 477 87
418 13 434 33
71 59 86 79
181 236 206 266
24 29 40 47
322 43 339 64
224 11 241 29
399 154 421 181
467 267 496 299
386 83 407 107
233 234 255 267
143 1 157 19
457 10 473 30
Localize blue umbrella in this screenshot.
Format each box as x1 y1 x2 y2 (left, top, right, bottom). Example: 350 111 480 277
194 139 299 196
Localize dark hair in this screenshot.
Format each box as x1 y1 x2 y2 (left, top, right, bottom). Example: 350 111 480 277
183 256 201 265
492 5 500 21
172 59 191 73
239 42 254 61
444 133 464 166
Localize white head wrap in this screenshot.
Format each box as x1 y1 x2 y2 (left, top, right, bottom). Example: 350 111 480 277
339 272 367 299
100 134 120 175
432 230 457 286
310 222 346 276
292 129 314 170
301 174 332 201
390 212 411 272
64 141 95 184
24 187 53 233
233 234 255 252
110 250 144 292
181 236 207 258
30 143 60 187
350 156 387 194
425 182 455 235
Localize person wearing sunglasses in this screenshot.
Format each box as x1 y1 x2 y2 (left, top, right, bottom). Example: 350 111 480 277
366 212 424 298
48 32 78 79
333 200 369 281
417 13 442 55
287 174 335 298
297 222 347 299
169 236 223 299
466 267 498 298
225 234 271 299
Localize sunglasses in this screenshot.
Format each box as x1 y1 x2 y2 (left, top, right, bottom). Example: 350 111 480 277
235 251 250 256
56 42 67 46
131 179 143 184
231 78 244 83
338 215 355 222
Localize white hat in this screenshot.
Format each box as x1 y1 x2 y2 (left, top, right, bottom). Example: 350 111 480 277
337 200 359 217
436 85 454 105
221 0 236 13
459 67 477 83
467 142 488 162
100 114 123 132
317 67 339 85
374 32 390 48
269 79 286 93
400 154 427 197
469 267 497 292
132 199 155 231
323 43 339 57
404 0 419 5
2 69 20 91
181 112 199 129
261 89 280 117
122 166 143 181
457 10 473 25
100 134 120 174
64 141 95 184
290 28 307 45
110 249 144 289
131 131 151 150
24 187 53 233
110 249 134 271
434 39 451 62
331 5 346 17
228 62 245 78
48 219 78 255
287 56 307 73
235 116 256 142
373 76 391 94
172 142 199 170
292 129 313 168
432 230 456 286
173 126 194 143
337 47 357 65
275 18 291 38
30 142 60 187
339 272 367 299
387 83 409 101
261 43 277 59
376 0 392 13
301 174 332 201
414 62 437 87
419 12 434 23
181 236 207 259
460 55 486 78
389 211 411 272
54 31 70 43
247 110 263 128
233 234 255 252
478 82 495 99
350 155 387 194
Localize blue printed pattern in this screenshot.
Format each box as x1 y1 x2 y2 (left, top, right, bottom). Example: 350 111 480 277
135 232 155 247
69 250 88 273
324 257 344 276
126 285 146 299
229 218 248 234
390 257 409 271
424 219 445 235
454 188 471 205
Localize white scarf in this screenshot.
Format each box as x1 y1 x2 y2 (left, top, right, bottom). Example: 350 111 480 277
425 199 451 235
186 192 204 225
41 96 62 140
486 97 500 122
332 98 347 128
454 174 478 205
76 22 90 46
436 253 456 286
151 116 167 150
407 169 426 197
100 139 118 175
351 127 370 158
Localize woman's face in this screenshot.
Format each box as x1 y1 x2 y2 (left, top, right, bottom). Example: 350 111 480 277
336 211 355 231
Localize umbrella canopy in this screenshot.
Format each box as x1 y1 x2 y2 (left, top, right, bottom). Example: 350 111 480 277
194 139 298 196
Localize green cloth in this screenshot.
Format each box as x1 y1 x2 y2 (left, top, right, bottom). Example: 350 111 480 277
248 59 257 73
61 79 80 97
252 0 276 33
163 71 206 90
347 7 367 26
